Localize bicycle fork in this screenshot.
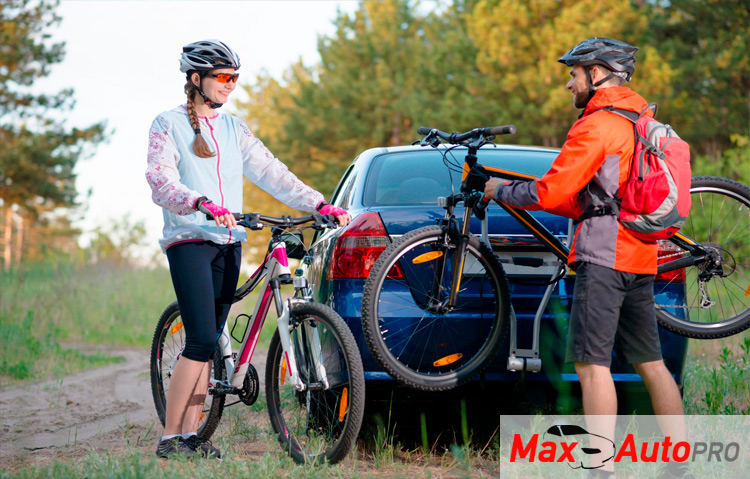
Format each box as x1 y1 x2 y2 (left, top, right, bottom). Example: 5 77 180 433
431 201 474 313
274 280 330 392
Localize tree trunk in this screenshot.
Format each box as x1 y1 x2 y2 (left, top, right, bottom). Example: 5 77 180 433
391 112 402 146
3 206 11 272
14 214 23 271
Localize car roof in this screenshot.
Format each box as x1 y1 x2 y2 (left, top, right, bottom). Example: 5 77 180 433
334 143 560 210
356 143 560 160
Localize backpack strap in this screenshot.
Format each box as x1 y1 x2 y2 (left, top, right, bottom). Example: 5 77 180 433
591 105 639 123
578 187 621 223
593 102 664 173
578 102 658 223
578 204 615 222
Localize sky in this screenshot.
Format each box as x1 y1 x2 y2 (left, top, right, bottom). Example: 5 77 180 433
33 0 358 259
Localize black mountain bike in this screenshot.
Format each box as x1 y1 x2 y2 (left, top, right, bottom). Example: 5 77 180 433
361 125 750 391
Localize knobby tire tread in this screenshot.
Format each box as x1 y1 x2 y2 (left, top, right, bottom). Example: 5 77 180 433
265 302 365 465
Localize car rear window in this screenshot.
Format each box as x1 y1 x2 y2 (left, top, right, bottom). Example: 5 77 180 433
364 148 559 206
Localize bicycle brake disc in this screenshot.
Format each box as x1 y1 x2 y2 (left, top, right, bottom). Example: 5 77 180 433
238 363 260 406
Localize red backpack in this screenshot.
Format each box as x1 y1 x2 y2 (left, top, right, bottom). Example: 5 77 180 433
596 103 692 241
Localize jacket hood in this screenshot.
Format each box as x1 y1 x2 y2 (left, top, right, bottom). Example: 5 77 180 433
583 86 650 117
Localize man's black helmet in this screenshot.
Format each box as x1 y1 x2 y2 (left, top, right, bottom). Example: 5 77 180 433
558 37 638 81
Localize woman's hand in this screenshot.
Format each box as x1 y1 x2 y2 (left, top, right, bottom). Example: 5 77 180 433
318 203 352 227
201 201 237 229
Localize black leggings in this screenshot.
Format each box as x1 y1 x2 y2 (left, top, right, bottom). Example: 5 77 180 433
166 241 241 362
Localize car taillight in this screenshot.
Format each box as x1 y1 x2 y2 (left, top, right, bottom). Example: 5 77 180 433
656 240 686 282
328 213 403 279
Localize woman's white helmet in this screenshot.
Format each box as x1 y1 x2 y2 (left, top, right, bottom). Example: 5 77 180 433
180 39 241 73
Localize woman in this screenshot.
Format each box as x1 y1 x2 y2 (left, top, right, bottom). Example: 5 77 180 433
146 39 350 459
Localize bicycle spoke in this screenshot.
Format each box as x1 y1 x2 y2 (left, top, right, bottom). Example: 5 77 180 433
364 227 508 387
267 304 363 464
656 178 750 338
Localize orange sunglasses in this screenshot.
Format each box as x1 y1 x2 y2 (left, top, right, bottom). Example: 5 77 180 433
208 72 240 83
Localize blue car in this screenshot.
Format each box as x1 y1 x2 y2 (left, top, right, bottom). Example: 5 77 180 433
304 144 688 415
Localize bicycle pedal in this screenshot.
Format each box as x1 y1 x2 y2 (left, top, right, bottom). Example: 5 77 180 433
210 386 240 396
304 382 327 391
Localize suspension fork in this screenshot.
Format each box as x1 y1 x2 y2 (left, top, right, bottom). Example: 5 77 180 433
272 280 302 390
446 204 473 309
272 278 329 391
445 146 483 308
427 200 473 313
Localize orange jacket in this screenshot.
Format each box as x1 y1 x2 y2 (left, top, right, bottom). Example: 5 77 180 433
496 87 658 274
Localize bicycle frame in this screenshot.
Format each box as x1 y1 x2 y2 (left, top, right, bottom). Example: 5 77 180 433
206 240 327 392
447 144 709 279
435 143 708 372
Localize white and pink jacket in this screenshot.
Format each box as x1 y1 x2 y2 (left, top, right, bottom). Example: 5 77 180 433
146 105 324 252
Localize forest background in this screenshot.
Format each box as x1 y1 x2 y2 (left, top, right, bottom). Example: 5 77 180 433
1 0 747 269
0 3 748 474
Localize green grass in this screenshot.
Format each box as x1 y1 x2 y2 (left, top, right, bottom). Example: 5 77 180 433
0 262 174 346
0 260 284 385
0 450 365 479
2 260 748 477
0 308 124 381
0 262 174 383
683 334 750 414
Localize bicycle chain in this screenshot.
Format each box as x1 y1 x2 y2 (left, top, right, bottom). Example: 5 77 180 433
658 251 688 261
655 250 719 309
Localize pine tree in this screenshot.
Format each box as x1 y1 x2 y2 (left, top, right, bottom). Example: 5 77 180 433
0 0 106 271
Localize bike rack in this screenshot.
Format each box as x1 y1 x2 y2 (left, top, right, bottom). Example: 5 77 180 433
506 266 563 373
481 216 574 374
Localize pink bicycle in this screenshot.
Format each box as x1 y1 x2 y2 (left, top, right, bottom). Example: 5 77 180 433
150 213 365 464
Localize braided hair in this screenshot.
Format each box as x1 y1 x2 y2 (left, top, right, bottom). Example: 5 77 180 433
184 80 215 158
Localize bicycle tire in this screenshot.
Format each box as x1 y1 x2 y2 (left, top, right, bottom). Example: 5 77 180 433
655 176 750 338
362 225 510 391
265 302 365 465
150 301 225 439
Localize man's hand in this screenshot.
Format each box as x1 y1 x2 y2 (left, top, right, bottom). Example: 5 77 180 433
484 178 507 200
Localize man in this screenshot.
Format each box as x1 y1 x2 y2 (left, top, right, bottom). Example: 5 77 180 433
484 38 687 479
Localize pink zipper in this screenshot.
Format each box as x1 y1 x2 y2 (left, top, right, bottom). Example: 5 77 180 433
205 117 231 244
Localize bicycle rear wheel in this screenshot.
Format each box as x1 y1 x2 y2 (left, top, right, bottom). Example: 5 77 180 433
655 176 750 338
150 301 225 439
265 302 365 465
361 225 510 391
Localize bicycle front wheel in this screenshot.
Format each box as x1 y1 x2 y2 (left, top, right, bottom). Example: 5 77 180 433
265 302 365 465
150 301 225 439
361 225 510 391
655 176 750 338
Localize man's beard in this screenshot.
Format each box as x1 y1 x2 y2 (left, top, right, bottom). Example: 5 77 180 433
573 89 590 109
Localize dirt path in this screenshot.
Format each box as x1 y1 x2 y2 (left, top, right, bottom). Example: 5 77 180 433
0 344 493 477
0 344 159 468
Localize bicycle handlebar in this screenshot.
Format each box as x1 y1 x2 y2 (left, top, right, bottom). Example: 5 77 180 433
199 206 338 231
417 125 516 143
242 213 339 230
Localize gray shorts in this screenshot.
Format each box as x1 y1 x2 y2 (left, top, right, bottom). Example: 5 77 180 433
565 262 663 367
